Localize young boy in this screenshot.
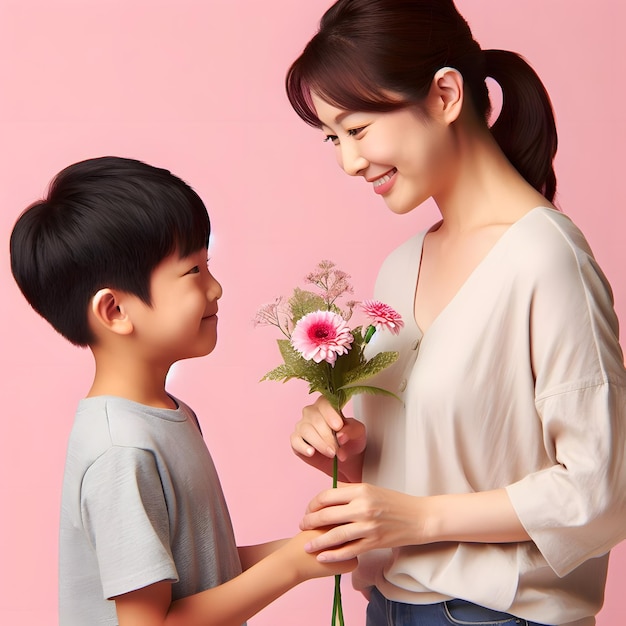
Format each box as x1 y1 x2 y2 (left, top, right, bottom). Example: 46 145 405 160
9 156 354 626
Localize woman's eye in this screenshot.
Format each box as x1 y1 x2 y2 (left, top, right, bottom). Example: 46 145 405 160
186 266 200 275
323 126 366 144
347 126 366 137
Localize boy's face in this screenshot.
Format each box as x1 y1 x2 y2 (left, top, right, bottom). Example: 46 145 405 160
126 248 222 367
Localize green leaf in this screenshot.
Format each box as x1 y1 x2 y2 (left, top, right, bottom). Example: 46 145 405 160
341 351 399 386
317 388 346 411
274 339 329 389
338 384 403 404
289 288 327 322
260 363 297 382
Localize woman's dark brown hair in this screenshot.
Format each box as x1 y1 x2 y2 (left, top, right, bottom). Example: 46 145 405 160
286 0 557 201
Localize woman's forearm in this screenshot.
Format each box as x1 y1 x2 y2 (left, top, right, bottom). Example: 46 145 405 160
424 489 530 544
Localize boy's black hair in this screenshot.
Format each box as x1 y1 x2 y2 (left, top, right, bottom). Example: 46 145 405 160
10 156 211 347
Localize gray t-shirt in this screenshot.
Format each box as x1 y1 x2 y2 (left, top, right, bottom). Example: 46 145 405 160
59 395 242 625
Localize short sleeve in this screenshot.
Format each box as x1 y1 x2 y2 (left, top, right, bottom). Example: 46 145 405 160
81 446 178 599
506 214 626 576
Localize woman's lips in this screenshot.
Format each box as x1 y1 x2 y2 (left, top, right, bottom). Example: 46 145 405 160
372 168 397 195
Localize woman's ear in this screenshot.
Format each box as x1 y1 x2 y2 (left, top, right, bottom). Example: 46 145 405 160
428 67 464 125
90 288 134 336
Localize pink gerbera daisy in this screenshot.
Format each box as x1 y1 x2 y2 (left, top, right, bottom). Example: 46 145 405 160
291 310 354 365
361 300 404 335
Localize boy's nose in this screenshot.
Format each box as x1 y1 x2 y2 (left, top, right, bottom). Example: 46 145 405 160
207 273 223 300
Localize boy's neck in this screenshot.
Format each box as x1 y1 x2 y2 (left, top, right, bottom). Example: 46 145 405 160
87 348 176 410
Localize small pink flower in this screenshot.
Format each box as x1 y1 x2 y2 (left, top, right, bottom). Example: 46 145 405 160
291 310 354 365
306 260 354 306
361 300 404 335
253 299 281 327
253 297 294 337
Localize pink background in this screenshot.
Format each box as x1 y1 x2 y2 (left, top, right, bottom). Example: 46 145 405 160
1 1 624 623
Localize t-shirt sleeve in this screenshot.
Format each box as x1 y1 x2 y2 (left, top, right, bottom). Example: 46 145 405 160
506 217 626 577
81 445 178 599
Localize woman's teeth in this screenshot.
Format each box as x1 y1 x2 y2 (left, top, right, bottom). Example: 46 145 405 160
374 168 397 186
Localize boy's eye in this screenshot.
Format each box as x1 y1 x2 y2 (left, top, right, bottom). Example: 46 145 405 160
186 266 200 275
323 134 339 145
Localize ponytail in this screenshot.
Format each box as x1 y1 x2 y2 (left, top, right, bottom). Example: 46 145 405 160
484 50 558 202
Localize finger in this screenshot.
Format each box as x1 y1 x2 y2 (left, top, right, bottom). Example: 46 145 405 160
317 544 363 563
301 508 348 531
336 417 365 442
312 398 345 432
293 423 337 458
289 431 317 458
301 405 342 442
304 524 365 555
304 486 355 515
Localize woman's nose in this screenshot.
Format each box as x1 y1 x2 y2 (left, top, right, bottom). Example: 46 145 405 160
339 142 369 176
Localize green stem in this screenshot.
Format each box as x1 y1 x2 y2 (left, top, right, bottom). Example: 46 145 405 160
330 402 346 625
333 572 345 625
331 454 345 624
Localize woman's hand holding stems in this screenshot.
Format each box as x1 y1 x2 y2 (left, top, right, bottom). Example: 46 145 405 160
291 397 531 564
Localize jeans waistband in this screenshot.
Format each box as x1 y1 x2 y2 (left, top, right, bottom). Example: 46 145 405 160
446 598 521 621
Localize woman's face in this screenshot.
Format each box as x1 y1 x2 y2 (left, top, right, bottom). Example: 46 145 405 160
311 92 454 214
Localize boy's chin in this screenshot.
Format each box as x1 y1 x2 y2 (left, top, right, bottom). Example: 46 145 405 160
198 336 219 357
176 339 218 363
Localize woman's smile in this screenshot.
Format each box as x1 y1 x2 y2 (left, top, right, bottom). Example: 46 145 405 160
371 168 397 195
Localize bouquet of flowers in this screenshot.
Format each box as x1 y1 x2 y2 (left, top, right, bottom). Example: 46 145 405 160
254 260 403 625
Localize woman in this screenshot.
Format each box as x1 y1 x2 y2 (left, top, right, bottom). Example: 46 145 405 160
285 1 626 625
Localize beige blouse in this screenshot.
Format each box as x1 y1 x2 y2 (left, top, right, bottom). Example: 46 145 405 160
352 208 626 626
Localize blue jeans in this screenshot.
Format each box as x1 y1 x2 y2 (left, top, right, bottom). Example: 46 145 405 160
366 587 552 626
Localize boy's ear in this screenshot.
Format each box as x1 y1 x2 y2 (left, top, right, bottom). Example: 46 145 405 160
90 288 134 336
428 66 464 125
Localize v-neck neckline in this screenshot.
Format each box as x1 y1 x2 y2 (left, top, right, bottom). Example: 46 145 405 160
410 207 551 338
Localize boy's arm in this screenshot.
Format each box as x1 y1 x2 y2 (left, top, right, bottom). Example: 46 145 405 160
114 530 355 626
237 539 288 571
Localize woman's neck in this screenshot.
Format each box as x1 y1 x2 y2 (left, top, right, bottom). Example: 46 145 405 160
432 114 553 235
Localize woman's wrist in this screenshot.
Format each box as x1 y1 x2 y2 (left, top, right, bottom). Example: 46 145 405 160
421 490 530 545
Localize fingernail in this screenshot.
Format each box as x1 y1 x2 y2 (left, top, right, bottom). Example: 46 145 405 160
326 447 336 457
304 542 313 552
317 553 328 562
306 446 315 456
